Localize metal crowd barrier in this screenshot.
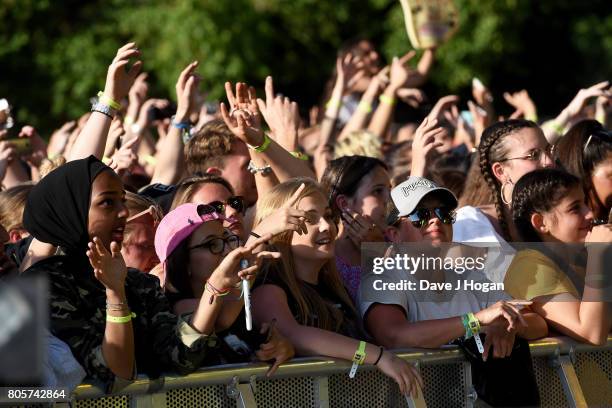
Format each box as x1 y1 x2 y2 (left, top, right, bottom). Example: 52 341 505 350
20 335 612 408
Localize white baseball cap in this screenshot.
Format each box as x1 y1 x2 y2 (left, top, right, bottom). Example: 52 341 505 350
390 176 458 217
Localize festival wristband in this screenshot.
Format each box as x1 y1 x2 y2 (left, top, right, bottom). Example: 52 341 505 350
106 312 136 324
248 133 271 153
349 341 367 378
326 98 341 110
290 151 309 161
379 94 396 106
358 101 372 114
97 91 122 111
465 313 484 354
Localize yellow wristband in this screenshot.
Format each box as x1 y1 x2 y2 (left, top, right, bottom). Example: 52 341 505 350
97 91 122 111
526 113 538 123
379 94 396 106
326 98 341 110
143 154 157 166
248 133 271 153
102 156 112 164
106 312 136 324
353 340 367 365
290 151 309 161
358 101 372 114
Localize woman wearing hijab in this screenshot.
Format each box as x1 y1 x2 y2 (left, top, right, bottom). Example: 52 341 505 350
21 156 267 391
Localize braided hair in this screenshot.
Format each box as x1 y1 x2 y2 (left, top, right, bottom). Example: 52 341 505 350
478 119 540 240
511 169 581 242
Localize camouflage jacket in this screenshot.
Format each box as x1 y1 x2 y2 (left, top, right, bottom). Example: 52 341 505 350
22 256 217 390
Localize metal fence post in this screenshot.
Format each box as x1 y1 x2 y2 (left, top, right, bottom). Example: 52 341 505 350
551 355 587 408
313 376 329 408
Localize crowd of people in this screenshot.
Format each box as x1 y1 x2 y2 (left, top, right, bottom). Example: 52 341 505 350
0 36 610 403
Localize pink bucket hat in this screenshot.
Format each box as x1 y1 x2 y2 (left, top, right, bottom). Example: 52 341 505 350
154 203 223 264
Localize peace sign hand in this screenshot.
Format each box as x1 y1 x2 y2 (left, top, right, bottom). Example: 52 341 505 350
220 82 265 147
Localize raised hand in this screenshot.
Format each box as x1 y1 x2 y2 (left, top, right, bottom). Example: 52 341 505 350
564 81 609 119
108 137 139 177
256 76 300 152
18 125 47 168
220 82 265 147
104 118 125 157
336 53 366 91
503 90 537 121
428 95 460 121
135 98 172 133
252 183 308 237
388 51 416 91
207 233 279 290
396 88 425 108
175 61 201 122
410 116 445 177
467 100 488 146
472 77 493 106
87 237 127 293
48 121 76 158
340 208 385 246
103 43 143 103
128 73 149 108
0 141 16 181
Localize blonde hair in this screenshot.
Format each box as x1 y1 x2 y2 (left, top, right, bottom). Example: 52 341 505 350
0 183 34 232
333 130 383 160
39 155 66 179
254 177 356 331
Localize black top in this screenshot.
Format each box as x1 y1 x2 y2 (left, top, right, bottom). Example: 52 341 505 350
254 261 364 339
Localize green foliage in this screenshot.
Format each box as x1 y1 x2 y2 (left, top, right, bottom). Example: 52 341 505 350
0 0 610 134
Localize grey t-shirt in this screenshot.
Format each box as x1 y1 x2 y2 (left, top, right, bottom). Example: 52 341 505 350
360 267 510 323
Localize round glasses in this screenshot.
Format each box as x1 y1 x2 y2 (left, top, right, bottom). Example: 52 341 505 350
404 207 456 229
205 196 245 215
188 234 241 255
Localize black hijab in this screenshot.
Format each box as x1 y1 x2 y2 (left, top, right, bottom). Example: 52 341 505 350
23 156 110 254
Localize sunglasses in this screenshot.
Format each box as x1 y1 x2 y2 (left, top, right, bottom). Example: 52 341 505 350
205 196 245 215
404 207 456 229
188 234 241 255
127 205 162 227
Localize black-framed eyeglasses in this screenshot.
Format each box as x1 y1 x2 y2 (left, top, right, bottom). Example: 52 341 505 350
499 145 554 163
206 196 245 215
188 234 241 255
403 207 456 229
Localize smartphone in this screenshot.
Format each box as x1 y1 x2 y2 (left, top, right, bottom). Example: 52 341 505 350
6 138 32 156
151 104 177 121
460 110 474 126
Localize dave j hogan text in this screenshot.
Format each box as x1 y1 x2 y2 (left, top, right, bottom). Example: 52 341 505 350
373 279 504 293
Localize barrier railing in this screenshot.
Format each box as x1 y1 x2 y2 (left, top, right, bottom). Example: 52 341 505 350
64 335 611 408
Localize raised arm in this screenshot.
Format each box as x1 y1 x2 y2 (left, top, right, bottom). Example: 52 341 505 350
314 54 363 178
368 52 415 140
220 82 315 186
69 43 142 162
338 69 386 140
404 48 436 88
542 81 609 143
151 62 200 185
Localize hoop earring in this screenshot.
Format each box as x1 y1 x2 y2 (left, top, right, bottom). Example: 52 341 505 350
500 179 514 206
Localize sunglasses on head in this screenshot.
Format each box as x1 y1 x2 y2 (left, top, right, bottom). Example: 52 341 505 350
205 196 245 215
404 207 456 229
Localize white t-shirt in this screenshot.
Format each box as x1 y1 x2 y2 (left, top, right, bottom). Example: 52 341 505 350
360 267 510 323
452 206 516 283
